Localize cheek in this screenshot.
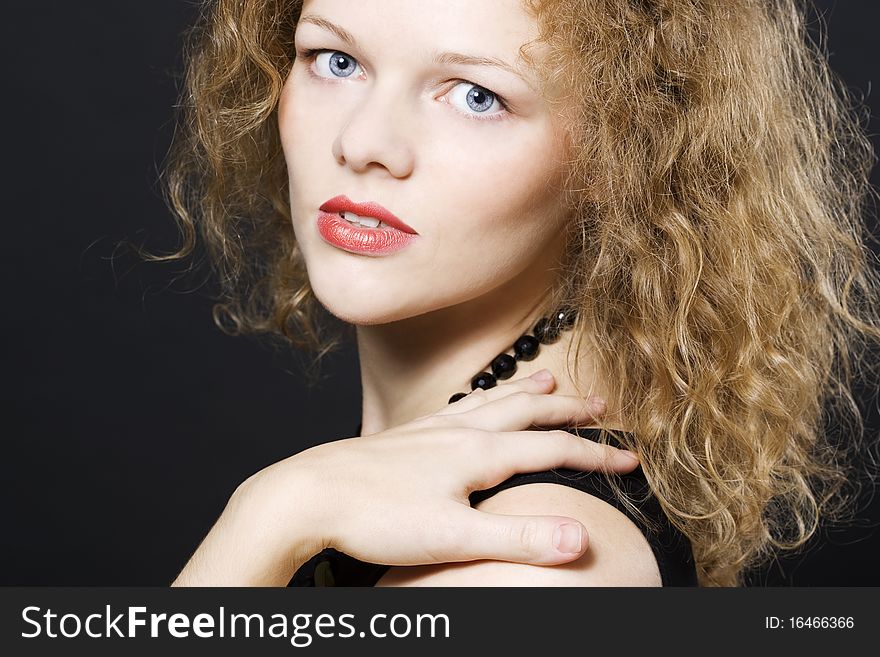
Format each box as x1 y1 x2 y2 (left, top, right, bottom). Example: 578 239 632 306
277 77 328 228
415 134 567 298
277 73 295 146
429 124 567 246
277 78 311 165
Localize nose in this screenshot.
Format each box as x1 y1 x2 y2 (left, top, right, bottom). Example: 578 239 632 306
331 79 415 178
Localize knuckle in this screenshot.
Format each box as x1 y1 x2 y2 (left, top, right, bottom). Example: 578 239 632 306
515 519 541 554
603 444 622 465
464 426 491 441
439 424 473 442
424 414 457 429
449 427 492 457
551 429 578 451
467 429 497 457
591 443 615 469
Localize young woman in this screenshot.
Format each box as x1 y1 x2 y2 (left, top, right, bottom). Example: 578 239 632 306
161 0 880 587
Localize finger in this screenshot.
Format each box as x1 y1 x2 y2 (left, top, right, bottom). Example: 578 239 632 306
436 370 555 415
469 429 639 490
442 507 591 565
433 369 558 417
458 391 608 433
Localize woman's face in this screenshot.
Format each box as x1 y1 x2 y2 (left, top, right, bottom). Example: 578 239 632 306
278 0 571 325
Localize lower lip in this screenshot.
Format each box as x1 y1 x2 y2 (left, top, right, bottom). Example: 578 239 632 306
316 211 418 255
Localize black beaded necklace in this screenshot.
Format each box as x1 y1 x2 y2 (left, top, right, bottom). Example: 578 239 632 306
447 307 578 404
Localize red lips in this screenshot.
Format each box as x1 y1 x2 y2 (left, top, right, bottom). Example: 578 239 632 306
318 195 418 235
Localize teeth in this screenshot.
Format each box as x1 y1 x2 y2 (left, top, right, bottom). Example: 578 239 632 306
341 212 388 229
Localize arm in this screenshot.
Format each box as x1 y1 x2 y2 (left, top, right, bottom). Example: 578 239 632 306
170 371 642 586
374 483 662 586
171 470 325 587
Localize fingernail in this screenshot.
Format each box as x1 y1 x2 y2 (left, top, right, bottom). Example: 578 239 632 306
588 396 607 413
531 369 553 382
553 523 585 554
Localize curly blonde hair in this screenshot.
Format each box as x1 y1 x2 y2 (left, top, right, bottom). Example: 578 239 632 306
154 0 880 586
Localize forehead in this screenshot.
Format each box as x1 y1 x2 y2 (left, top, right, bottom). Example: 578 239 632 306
297 0 546 81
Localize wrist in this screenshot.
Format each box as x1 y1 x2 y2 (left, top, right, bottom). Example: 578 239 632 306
232 463 330 580
172 463 327 587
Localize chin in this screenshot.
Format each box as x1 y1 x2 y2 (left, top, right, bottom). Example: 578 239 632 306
310 279 414 326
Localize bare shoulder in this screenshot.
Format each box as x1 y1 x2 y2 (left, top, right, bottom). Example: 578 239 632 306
375 482 663 587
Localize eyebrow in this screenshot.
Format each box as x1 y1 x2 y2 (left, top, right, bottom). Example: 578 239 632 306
297 14 534 87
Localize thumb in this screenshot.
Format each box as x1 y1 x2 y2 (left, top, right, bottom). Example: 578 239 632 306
455 509 590 565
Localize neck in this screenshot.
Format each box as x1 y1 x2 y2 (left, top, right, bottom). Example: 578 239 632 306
355 273 618 436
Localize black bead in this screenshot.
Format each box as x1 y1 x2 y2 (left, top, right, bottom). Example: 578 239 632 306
533 316 562 344
556 307 578 329
491 353 517 380
448 392 468 404
471 372 497 390
513 334 540 361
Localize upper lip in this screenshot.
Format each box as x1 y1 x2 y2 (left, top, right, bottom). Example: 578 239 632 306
319 195 418 235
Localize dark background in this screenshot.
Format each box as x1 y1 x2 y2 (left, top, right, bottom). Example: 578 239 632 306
2 1 878 586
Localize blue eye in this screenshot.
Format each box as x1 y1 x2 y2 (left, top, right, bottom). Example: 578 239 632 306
296 48 511 122
446 83 507 121
315 50 361 78
465 86 494 112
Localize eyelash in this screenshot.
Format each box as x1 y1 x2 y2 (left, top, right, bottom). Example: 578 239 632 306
295 48 512 123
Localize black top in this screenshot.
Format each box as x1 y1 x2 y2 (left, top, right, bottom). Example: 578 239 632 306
288 424 699 587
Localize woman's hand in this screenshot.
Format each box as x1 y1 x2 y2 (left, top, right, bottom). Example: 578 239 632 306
175 369 639 586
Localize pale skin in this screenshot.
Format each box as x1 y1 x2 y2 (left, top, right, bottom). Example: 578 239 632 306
172 0 662 587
